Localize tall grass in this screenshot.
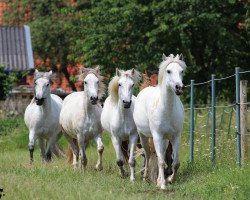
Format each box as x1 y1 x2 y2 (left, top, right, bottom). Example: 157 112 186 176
0 111 249 200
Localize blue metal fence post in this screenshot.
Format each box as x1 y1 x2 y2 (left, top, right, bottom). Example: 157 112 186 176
235 67 241 166
190 80 194 165
211 75 216 162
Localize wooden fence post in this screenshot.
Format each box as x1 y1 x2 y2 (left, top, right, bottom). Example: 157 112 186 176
240 80 248 163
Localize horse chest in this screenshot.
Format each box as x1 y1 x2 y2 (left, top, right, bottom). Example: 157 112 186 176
79 115 100 134
111 115 135 138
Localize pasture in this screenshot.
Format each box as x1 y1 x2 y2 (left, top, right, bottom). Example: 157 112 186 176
0 113 249 200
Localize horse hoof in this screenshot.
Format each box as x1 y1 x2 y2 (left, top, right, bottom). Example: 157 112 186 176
130 176 135 182
120 171 128 178
95 164 103 171
160 184 166 190
167 176 174 184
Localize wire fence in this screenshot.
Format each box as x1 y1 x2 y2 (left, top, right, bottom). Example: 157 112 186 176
185 68 249 166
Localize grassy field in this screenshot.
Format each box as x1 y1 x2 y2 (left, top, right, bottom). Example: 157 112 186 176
0 114 249 200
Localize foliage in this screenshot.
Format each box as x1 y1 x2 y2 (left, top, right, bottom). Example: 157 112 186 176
0 65 17 100
3 0 249 102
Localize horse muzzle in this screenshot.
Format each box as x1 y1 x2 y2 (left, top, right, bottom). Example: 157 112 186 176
123 100 132 109
90 96 98 105
175 84 184 96
35 97 45 106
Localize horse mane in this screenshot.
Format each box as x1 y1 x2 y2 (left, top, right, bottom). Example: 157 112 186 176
158 54 187 86
108 69 141 103
33 70 56 84
78 66 105 99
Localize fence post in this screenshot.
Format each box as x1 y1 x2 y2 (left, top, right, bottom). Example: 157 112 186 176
227 107 233 136
235 67 241 166
190 80 194 165
240 80 248 164
211 74 216 162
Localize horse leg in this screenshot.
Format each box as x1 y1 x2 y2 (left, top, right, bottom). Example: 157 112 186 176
53 143 65 158
128 133 138 181
45 135 57 162
77 134 87 170
152 134 167 189
95 134 104 171
38 138 45 161
167 135 181 184
139 133 150 180
28 131 37 164
111 135 127 177
165 141 173 177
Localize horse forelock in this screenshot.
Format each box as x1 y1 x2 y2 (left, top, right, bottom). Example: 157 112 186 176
78 67 105 98
158 54 187 85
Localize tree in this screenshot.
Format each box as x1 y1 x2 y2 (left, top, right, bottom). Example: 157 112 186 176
0 65 17 100
72 0 249 102
3 0 249 102
3 0 81 91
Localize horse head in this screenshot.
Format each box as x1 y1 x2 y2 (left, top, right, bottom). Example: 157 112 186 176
116 68 141 109
33 69 55 106
160 54 187 96
78 66 105 105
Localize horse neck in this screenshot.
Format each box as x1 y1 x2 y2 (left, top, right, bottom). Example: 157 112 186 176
159 83 177 114
117 99 130 119
82 92 94 116
41 94 52 114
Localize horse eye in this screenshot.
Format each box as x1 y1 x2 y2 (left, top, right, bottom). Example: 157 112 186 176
35 82 37 85
84 81 87 84
181 70 183 74
46 83 49 87
132 84 134 87
167 70 171 74
118 83 121 87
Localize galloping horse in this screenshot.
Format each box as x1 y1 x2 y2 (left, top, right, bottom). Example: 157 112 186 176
133 54 186 189
101 69 141 181
60 67 105 170
24 70 63 163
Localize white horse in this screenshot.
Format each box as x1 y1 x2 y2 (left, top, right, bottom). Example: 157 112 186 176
60 67 105 170
101 68 141 181
133 54 186 189
24 70 63 163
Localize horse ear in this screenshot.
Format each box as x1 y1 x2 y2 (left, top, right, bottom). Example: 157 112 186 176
131 68 135 75
116 68 121 77
162 53 167 61
179 53 184 61
95 66 100 74
34 69 41 80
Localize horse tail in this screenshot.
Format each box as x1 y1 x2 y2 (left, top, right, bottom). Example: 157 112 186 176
121 141 129 164
148 139 173 183
66 138 78 164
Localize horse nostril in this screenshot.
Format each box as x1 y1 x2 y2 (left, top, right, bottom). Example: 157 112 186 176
175 85 180 90
91 96 98 101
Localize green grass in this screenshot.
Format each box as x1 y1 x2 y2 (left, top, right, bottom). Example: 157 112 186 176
0 115 249 200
